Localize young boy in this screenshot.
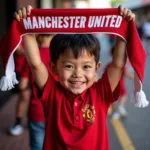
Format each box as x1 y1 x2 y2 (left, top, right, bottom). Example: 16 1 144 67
14 5 135 150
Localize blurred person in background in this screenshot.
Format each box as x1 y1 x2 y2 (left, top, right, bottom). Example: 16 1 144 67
9 43 31 136
61 0 72 8
142 18 150 55
136 22 143 40
23 34 56 150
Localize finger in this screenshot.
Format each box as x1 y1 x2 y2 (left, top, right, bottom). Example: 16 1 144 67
132 14 135 21
118 5 124 15
14 12 20 21
126 9 135 21
128 13 136 21
123 7 128 18
21 7 27 18
126 10 132 20
26 5 32 15
17 9 23 19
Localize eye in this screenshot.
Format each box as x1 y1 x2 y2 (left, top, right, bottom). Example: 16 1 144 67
64 65 73 69
84 65 92 70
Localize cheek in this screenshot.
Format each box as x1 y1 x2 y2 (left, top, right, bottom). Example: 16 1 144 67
85 71 96 80
58 70 71 81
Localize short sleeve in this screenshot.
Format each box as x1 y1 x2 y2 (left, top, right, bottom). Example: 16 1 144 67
95 70 120 106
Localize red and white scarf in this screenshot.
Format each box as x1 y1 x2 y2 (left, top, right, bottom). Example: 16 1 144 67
0 8 148 107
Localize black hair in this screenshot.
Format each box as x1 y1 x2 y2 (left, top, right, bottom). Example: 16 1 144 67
50 34 100 64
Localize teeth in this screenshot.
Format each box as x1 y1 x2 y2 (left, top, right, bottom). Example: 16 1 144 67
71 82 83 84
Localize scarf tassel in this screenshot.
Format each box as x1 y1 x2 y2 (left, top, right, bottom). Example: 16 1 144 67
133 90 149 108
132 72 149 108
0 72 18 91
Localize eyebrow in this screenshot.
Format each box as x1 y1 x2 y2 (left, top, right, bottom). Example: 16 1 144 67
62 61 93 64
62 61 73 64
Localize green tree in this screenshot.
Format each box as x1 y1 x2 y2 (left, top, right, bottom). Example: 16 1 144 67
111 0 125 7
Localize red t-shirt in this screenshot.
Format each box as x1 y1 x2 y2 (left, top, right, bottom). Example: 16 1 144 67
34 70 120 150
21 47 56 121
120 76 127 96
14 53 26 74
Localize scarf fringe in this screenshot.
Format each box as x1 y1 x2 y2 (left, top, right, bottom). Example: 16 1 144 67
132 72 149 107
133 90 149 108
0 72 18 91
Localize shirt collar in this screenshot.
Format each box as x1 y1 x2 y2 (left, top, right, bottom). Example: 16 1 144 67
64 88 87 102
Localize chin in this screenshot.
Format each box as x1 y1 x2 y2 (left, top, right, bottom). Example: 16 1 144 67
70 89 85 95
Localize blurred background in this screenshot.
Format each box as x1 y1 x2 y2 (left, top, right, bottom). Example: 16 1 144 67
0 0 150 150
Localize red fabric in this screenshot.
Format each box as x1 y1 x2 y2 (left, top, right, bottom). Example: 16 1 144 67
21 60 45 121
20 59 30 78
120 76 127 96
14 54 26 74
0 8 146 83
21 47 57 121
33 70 120 150
14 41 26 74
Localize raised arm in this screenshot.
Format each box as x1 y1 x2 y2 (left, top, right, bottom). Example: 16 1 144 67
107 5 135 92
14 5 49 90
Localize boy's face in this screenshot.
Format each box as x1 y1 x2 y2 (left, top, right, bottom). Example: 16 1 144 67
52 49 100 95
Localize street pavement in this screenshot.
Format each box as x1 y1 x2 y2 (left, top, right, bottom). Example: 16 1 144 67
0 94 30 150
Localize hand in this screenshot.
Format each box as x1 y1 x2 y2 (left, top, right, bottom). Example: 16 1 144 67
118 5 135 21
14 5 32 21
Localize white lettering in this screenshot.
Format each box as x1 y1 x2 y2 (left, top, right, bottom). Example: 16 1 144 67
51 17 57 28
63 17 69 28
105 15 112 27
115 16 122 28
94 16 102 27
58 16 63 28
110 15 117 27
32 17 38 29
23 16 87 29
100 16 105 27
80 16 86 28
74 16 80 28
38 17 45 28
23 17 32 29
45 17 51 28
70 16 76 28
88 16 95 28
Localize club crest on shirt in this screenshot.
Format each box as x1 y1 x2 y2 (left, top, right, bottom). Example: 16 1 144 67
82 104 95 123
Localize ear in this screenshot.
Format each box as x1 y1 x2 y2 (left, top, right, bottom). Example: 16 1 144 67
95 62 101 73
50 62 58 75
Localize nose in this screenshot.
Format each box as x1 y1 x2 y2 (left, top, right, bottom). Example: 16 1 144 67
72 68 82 78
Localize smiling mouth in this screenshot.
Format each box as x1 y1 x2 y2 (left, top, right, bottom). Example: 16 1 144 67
69 81 86 86
70 81 85 84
